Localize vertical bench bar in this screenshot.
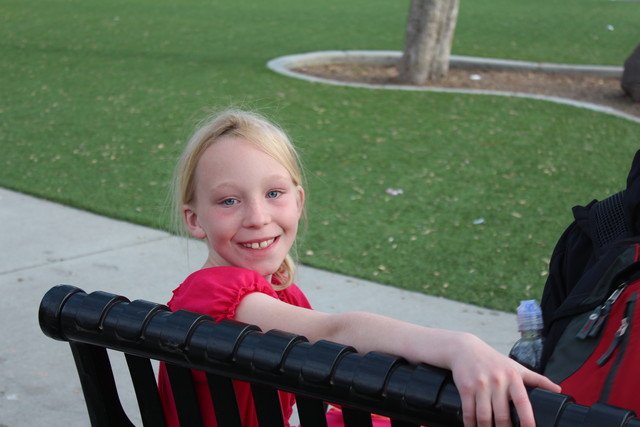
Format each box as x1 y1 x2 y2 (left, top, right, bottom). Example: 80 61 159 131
295 395 329 427
341 407 374 427
206 373 244 427
251 383 286 426
165 363 204 426
125 353 166 427
69 342 135 427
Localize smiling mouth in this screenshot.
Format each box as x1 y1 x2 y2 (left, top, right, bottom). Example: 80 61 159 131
241 238 275 250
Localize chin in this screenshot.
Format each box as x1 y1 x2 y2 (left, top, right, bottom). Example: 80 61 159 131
235 263 277 279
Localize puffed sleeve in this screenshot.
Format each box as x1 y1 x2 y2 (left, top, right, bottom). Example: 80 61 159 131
167 266 280 321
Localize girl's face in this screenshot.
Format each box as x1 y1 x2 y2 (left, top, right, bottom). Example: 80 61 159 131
183 136 304 280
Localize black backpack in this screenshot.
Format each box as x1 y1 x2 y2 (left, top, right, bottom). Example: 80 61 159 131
539 149 640 411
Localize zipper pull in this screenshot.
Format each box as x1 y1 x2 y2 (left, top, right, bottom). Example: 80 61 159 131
591 285 629 336
597 318 629 366
577 306 601 340
581 283 628 339
589 300 613 338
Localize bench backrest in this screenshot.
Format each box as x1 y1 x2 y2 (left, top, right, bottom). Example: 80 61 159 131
39 285 640 427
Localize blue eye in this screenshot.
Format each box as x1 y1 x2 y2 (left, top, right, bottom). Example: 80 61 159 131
222 199 237 206
267 191 280 199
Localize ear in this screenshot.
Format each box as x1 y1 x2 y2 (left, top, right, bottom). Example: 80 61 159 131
296 185 305 215
182 205 207 240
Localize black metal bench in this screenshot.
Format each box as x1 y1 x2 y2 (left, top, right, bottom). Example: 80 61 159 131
38 285 640 427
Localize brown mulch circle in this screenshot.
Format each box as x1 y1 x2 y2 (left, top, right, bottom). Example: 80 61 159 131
294 63 640 119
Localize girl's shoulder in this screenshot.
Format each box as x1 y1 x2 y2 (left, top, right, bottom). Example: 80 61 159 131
168 266 310 320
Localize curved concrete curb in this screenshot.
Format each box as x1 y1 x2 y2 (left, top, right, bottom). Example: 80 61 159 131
267 50 639 124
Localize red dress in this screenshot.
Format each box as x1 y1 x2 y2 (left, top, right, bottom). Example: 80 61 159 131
157 266 312 427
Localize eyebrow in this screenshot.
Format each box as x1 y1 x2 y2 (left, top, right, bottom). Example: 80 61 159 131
208 174 293 192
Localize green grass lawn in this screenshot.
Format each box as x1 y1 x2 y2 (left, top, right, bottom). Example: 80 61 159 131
2 0 639 311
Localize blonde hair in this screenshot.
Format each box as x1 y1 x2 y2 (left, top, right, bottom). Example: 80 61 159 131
173 109 305 289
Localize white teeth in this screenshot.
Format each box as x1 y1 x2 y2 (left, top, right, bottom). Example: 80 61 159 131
244 239 274 249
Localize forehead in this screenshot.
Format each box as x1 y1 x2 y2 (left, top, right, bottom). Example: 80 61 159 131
195 136 291 182
200 136 270 165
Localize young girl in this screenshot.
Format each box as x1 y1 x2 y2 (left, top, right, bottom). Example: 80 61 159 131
158 109 560 427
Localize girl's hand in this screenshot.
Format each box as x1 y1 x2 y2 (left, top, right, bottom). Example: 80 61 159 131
448 333 561 427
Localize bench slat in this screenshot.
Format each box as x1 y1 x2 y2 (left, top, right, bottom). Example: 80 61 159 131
69 342 135 427
251 383 286 426
125 354 166 427
165 363 205 426
206 374 244 427
295 395 329 427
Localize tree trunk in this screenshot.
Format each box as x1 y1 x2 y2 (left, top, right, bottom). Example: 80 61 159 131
397 0 460 85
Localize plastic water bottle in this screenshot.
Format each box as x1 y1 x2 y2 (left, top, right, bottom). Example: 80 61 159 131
508 299 544 372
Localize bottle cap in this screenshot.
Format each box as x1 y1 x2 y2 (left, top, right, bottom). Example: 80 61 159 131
516 299 543 332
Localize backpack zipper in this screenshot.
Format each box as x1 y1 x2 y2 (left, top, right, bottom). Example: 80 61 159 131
576 282 628 340
597 292 637 402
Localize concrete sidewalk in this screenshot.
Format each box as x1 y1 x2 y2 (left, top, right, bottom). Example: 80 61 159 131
0 187 519 427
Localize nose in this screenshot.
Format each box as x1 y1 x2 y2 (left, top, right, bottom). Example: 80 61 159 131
243 198 270 228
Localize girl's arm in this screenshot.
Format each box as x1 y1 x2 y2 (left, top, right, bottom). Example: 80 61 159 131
236 292 560 427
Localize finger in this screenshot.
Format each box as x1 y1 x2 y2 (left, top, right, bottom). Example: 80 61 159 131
474 388 494 427
509 382 536 427
522 370 562 393
491 389 512 427
459 387 477 427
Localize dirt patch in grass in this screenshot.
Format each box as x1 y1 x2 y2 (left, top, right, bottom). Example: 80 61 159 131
294 63 640 119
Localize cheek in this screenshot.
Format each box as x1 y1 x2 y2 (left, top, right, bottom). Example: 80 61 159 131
285 208 302 232
203 211 237 239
